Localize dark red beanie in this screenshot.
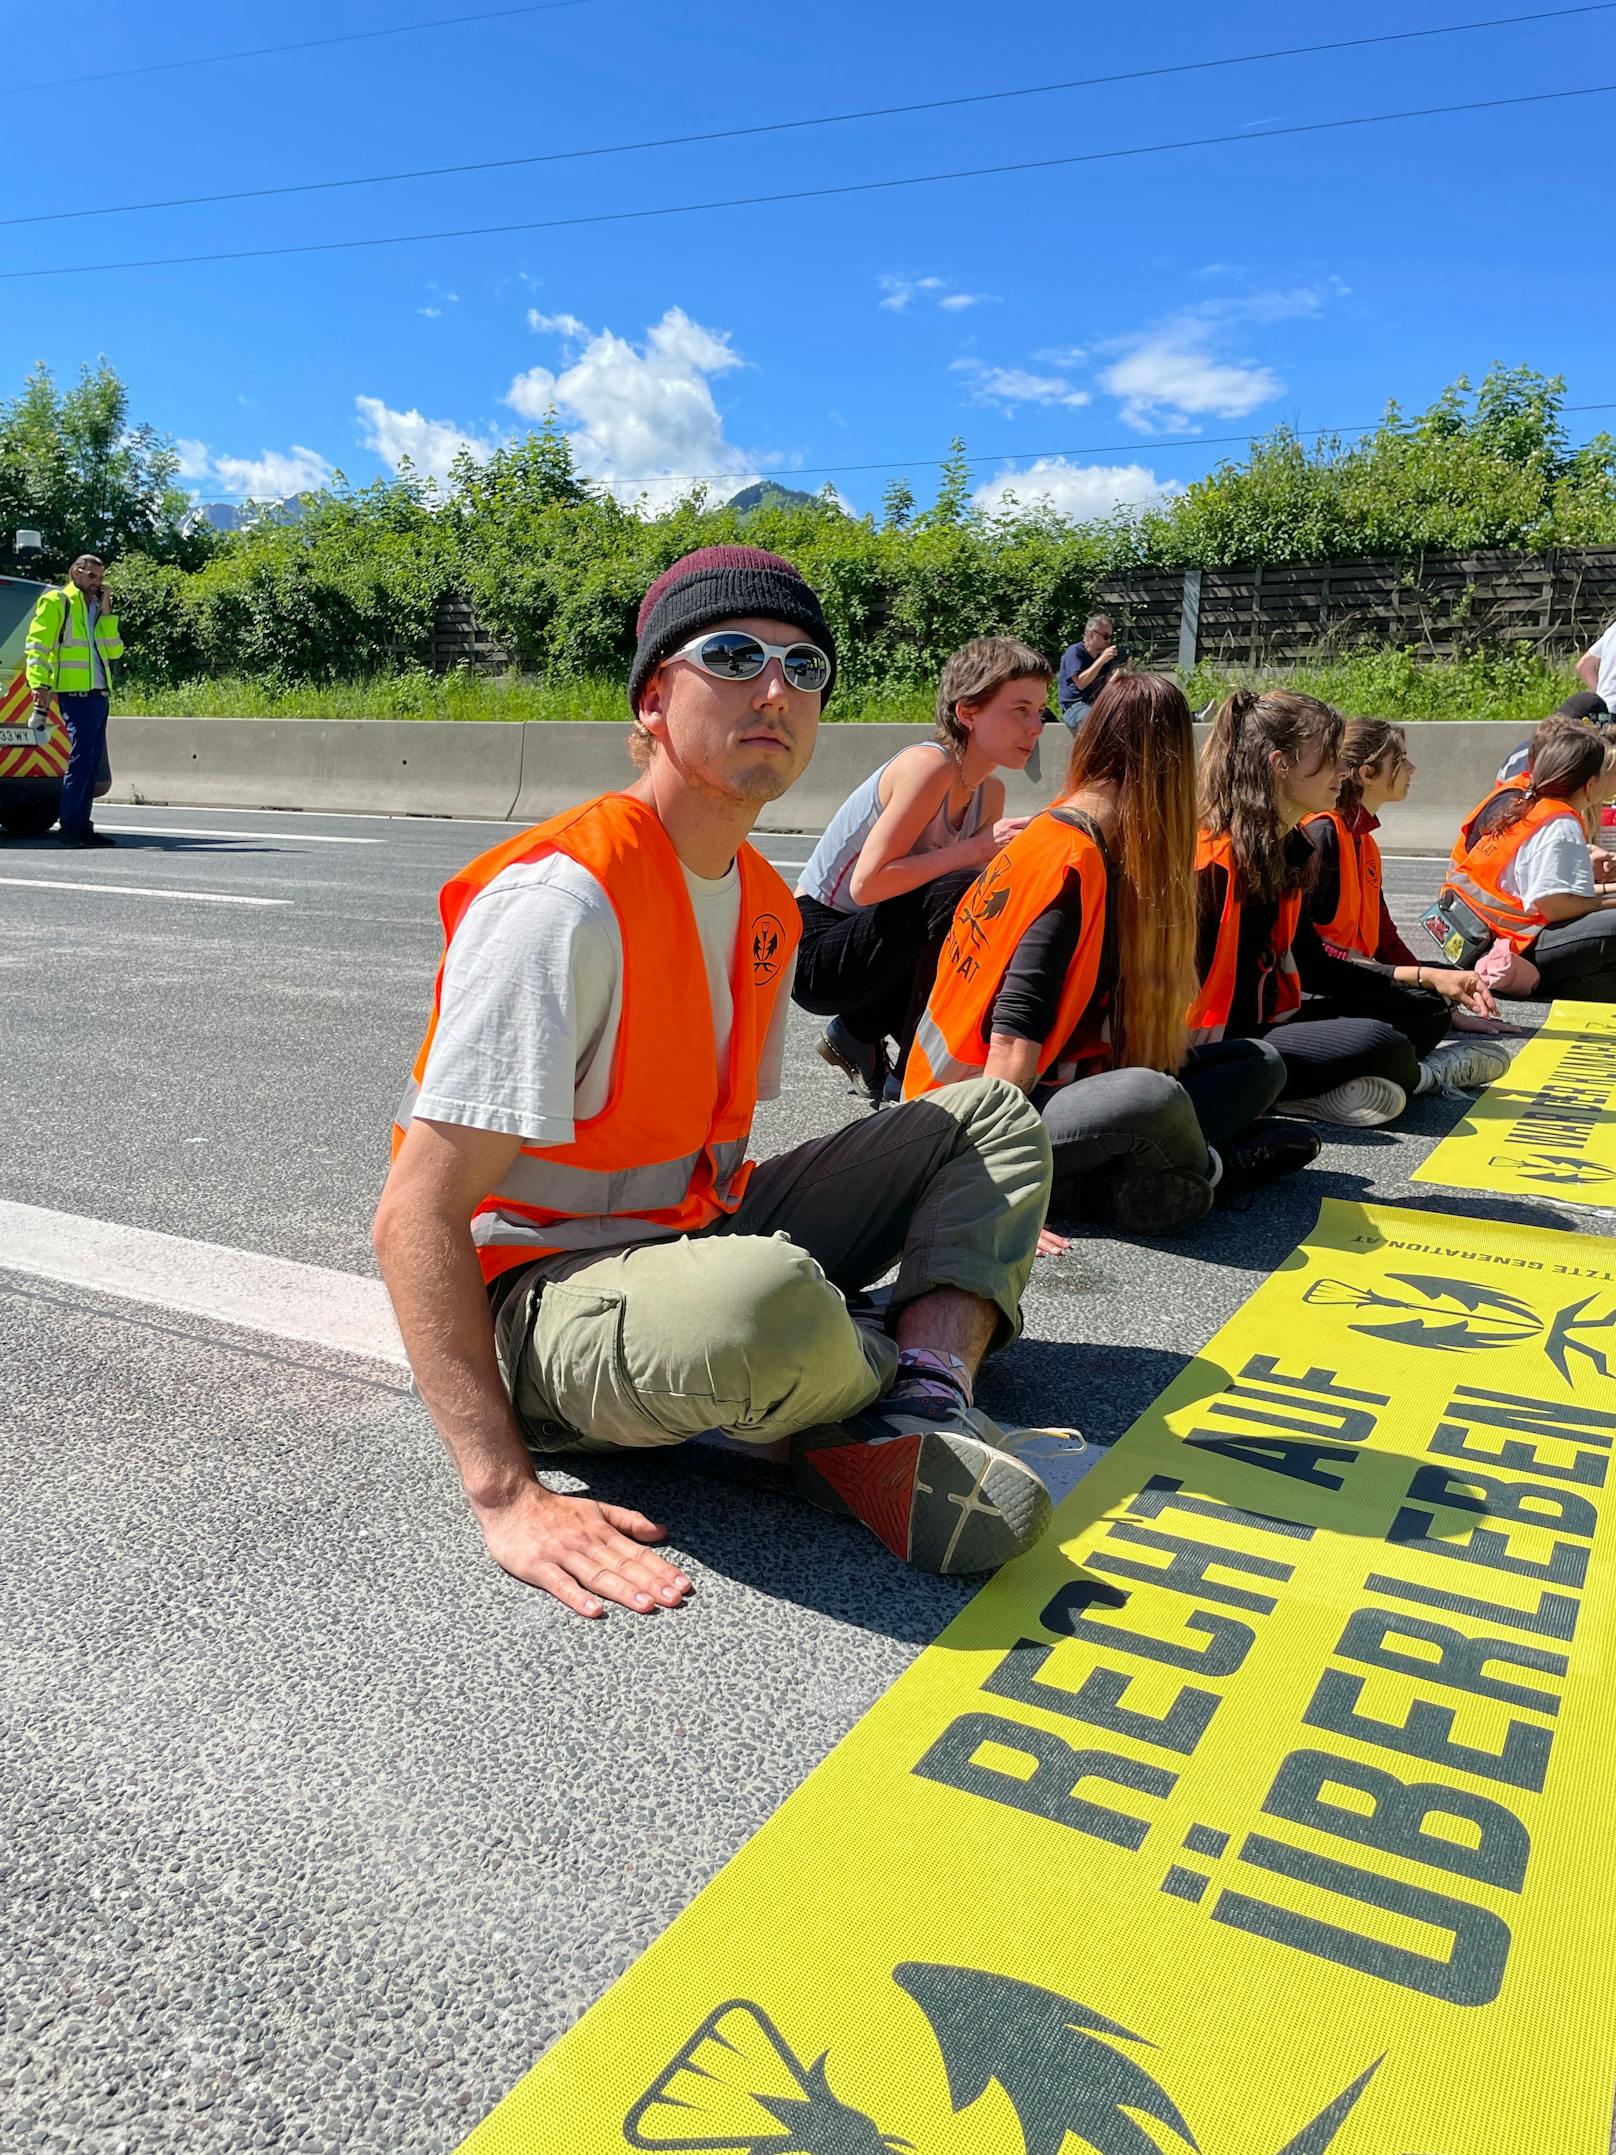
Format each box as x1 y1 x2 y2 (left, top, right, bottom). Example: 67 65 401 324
629 544 836 713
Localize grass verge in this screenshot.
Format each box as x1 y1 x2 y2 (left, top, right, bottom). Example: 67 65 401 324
117 648 1585 727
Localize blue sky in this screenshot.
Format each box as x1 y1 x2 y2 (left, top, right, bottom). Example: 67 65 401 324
12 0 1611 518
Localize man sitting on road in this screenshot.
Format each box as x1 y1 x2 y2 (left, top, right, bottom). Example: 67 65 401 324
374 546 1063 1621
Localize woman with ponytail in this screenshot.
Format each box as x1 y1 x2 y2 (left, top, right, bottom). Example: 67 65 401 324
1195 690 1508 1129
904 673 1315 1237
1438 717 1616 999
1304 721 1510 1062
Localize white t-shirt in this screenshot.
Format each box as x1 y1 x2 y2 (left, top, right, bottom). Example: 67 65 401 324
407 849 793 1148
1589 621 1616 714
1501 815 1595 911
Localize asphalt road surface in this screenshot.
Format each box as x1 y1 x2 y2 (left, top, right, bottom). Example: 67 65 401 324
1 806 1596 2154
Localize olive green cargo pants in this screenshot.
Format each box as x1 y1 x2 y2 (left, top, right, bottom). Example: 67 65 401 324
492 1077 1051 1454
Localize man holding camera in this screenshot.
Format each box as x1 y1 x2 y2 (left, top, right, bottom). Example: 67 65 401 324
25 553 124 848
1056 612 1127 731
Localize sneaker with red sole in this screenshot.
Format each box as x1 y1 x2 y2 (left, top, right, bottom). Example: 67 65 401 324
790 1401 1057 1575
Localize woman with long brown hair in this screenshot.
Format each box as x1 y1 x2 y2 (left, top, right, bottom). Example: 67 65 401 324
1196 689 1506 1128
1437 717 1616 998
904 672 1315 1236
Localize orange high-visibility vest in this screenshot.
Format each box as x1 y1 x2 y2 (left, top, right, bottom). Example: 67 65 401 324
903 806 1110 1097
1303 808 1382 958
1189 828 1304 1044
395 792 799 1283
1440 785 1588 952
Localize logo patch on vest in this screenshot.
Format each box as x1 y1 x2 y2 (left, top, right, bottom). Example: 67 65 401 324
751 912 785 982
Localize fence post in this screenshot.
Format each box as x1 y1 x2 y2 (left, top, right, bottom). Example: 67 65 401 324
1178 568 1202 676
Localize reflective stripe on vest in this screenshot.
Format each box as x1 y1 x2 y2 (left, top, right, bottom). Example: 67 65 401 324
395 794 798 1282
1189 827 1303 1045
1303 809 1381 958
903 807 1110 1099
1439 788 1585 952
24 589 122 695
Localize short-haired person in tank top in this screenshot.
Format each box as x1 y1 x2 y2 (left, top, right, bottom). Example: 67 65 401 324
905 673 1317 1236
794 637 1049 1104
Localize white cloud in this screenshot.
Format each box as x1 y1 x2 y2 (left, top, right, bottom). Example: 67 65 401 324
173 437 210 480
951 358 1091 414
507 305 761 511
878 271 994 314
1032 345 1087 367
418 305 443 318
973 458 1179 521
1098 278 1345 433
1100 325 1282 433
878 272 946 312
354 395 488 485
207 444 337 500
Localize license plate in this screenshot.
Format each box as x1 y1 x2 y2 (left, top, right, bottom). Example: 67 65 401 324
0 725 42 744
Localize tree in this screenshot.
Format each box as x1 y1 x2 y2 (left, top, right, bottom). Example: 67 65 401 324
0 359 206 576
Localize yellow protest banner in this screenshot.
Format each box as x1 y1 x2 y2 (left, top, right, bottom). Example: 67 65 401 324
461 1199 1616 2155
1416 1001 1616 1207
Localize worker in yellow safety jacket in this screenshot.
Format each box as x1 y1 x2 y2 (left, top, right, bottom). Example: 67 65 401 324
25 553 124 848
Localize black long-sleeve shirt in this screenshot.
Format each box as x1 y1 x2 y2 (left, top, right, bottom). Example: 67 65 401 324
1302 810 1417 966
1195 830 1394 1032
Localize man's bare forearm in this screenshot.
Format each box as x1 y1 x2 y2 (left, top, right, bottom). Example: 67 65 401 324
374 1203 535 1508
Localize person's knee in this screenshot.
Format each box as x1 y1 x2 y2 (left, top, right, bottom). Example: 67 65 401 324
678 1237 859 1423
939 1076 1054 1172
1233 1035 1289 1114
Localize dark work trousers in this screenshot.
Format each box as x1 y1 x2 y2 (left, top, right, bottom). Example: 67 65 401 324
1529 912 1616 1002
1251 970 1451 1101
795 871 977 1065
55 690 111 837
1039 1036 1287 1213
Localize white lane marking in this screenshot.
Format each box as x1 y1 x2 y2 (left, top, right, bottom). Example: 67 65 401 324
0 1200 406 1367
95 822 382 845
0 874 289 907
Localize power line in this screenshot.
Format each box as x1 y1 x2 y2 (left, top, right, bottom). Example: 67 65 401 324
4 79 1611 284
16 0 590 97
572 403 1616 496
3 1 1605 231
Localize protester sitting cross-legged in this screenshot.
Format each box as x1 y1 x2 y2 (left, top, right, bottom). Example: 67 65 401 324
1302 717 1512 1076
903 672 1317 1235
792 637 1046 1105
1194 690 1504 1131
1435 718 1616 1002
373 546 1067 1621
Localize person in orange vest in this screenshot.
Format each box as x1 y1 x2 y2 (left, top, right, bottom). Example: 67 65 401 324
1193 690 1508 1128
793 636 1045 1107
904 672 1317 1233
1302 718 1508 1062
1437 718 1616 1000
373 546 1067 1622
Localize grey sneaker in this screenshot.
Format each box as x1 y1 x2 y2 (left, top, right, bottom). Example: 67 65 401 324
1416 1037 1513 1095
1276 1075 1407 1128
790 1400 1054 1575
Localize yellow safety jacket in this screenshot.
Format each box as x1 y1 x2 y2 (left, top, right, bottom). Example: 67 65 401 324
25 585 124 696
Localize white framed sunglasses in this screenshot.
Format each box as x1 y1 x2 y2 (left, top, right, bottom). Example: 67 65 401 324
670 629 832 695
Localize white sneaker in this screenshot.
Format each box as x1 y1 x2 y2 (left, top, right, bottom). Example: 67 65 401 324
1416 1037 1513 1096
1277 1076 1408 1127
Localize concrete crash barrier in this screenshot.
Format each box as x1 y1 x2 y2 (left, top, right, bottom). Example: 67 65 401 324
108 715 1535 849
105 717 526 822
